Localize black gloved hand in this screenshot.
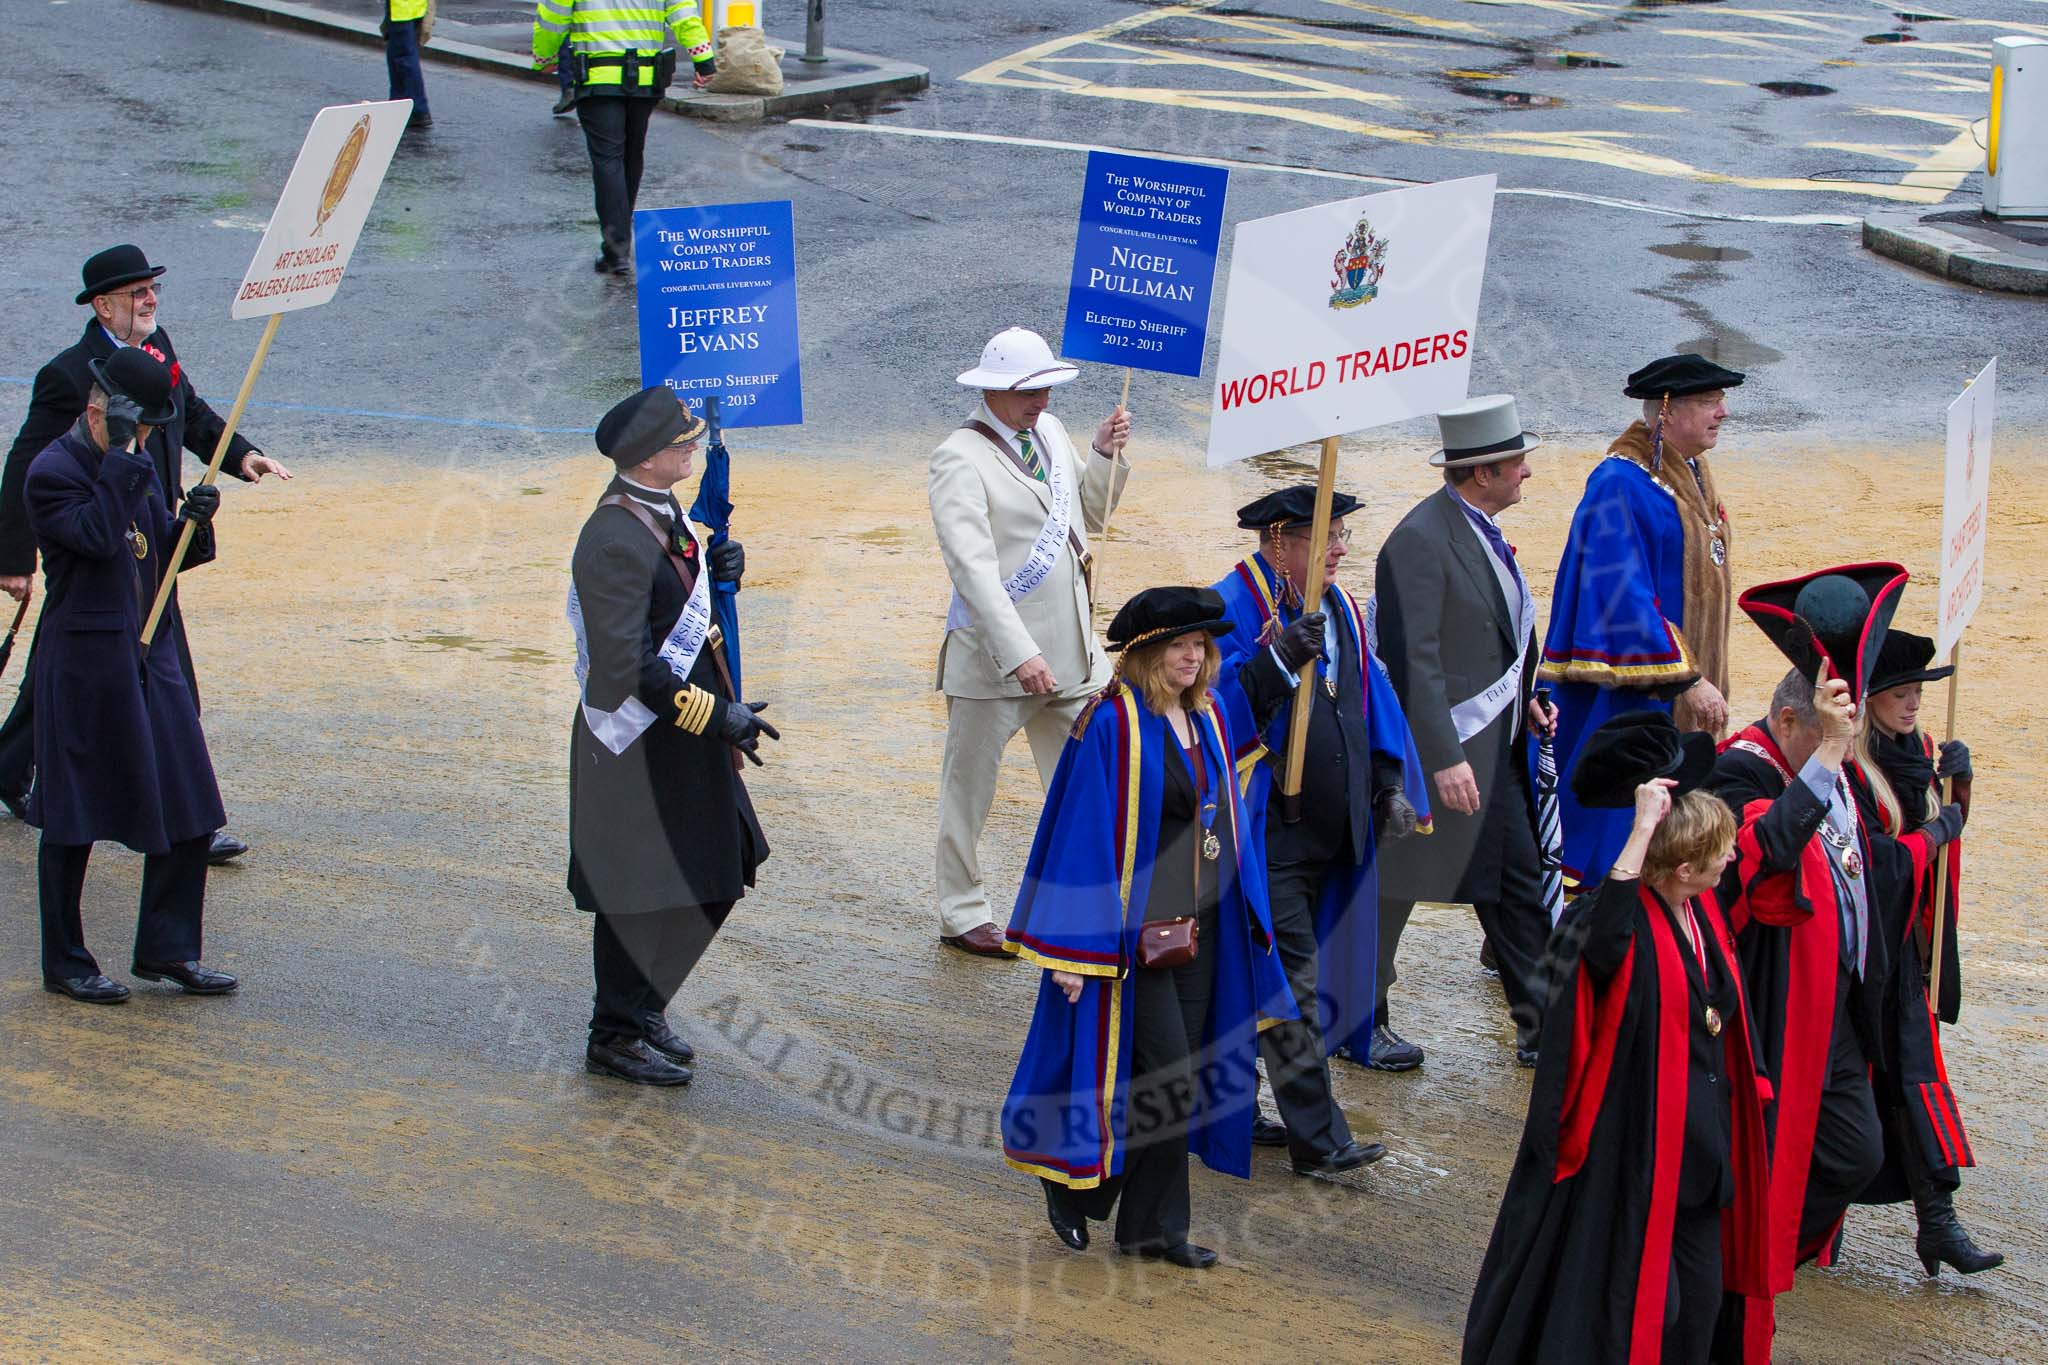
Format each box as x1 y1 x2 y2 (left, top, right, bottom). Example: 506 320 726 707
1374 787 1419 840
1918 802 1965 850
1937 739 1972 785
1272 611 1326 674
693 55 717 80
711 538 744 588
177 483 220 528
102 391 143 450
717 698 779 765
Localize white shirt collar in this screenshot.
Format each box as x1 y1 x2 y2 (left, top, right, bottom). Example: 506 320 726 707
616 473 676 513
976 401 1036 453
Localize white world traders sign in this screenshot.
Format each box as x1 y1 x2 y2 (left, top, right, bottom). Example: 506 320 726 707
1206 174 1496 466
231 99 413 320
1936 357 1996 657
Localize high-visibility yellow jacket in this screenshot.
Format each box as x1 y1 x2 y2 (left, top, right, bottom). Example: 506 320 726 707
389 0 428 21
533 1 714 89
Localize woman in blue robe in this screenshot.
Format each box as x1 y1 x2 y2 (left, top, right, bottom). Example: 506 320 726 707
1001 587 1297 1269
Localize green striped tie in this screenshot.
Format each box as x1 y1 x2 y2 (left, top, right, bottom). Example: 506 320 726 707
1017 429 1046 483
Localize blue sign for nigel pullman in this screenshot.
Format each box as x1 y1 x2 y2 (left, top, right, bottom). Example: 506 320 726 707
634 199 803 428
1060 152 1229 380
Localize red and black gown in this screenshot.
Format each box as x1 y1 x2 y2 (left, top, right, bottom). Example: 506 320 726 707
1463 875 1771 1365
1845 730 1973 1207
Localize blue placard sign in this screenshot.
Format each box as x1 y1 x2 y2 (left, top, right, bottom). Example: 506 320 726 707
1060 152 1229 379
634 199 803 428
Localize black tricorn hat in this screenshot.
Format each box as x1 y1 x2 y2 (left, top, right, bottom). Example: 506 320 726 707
1738 562 1909 703
1624 353 1745 400
1867 628 1953 695
1569 709 1718 809
88 349 179 426
1107 586 1235 653
595 387 706 466
1236 485 1361 531
77 244 166 306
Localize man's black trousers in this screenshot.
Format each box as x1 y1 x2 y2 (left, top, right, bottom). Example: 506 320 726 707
589 901 732 1044
38 835 210 981
575 94 658 266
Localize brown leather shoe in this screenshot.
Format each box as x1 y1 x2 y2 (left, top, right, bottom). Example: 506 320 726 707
940 923 1010 957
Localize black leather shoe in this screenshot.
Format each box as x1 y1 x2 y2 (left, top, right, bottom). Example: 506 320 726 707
132 961 238 994
1123 1242 1218 1269
0 785 27 821
586 1037 692 1086
1368 1023 1424 1072
1041 1179 1088 1251
1251 1115 1289 1147
1293 1139 1387 1178
207 831 249 865
640 1016 695 1065
44 973 129 1004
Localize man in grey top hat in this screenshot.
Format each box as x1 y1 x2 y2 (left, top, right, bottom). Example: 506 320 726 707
1373 395 1556 1065
927 327 1130 956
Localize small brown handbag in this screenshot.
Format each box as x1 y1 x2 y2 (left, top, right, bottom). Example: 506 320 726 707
1138 917 1199 969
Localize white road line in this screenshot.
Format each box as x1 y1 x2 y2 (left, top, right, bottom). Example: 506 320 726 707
786 120 1864 227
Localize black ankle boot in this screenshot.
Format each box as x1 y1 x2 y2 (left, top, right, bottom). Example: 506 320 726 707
1912 1182 2004 1276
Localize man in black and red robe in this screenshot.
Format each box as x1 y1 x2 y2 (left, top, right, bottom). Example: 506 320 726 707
1709 563 1906 1358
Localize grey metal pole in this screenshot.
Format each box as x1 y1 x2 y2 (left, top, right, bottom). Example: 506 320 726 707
802 0 827 62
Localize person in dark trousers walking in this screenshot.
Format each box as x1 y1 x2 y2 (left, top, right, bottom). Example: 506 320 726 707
567 387 769 1085
533 0 717 275
384 0 433 129
24 350 238 1005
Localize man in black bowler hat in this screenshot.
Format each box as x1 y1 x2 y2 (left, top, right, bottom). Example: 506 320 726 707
568 386 770 1085
24 348 236 1004
0 245 292 862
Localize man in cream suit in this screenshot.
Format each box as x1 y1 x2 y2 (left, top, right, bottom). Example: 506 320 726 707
929 327 1130 956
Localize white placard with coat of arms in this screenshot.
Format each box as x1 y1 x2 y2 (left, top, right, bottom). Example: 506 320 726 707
1205 175 1496 466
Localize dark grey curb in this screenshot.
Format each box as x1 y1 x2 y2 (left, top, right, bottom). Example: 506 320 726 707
1863 210 2048 296
145 0 928 122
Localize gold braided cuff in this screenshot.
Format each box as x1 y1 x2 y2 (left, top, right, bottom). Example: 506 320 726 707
672 686 718 735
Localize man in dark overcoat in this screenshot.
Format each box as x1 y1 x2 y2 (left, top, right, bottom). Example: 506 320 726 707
1373 395 1555 1063
25 349 235 1004
0 245 290 859
569 387 772 1085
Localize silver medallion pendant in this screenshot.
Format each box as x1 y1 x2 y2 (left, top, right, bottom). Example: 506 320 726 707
1202 831 1221 861
1842 847 1863 880
1710 537 1727 566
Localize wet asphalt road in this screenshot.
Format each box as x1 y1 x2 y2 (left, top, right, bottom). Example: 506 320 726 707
1 2 2045 1361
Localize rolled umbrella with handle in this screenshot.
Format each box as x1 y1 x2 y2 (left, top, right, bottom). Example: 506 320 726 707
0 595 29 680
1533 685 1565 925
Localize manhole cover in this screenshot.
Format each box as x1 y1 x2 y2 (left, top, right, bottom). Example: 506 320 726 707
1759 81 1834 96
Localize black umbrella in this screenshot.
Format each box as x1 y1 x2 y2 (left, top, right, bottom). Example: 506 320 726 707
1533 686 1565 925
0 595 27 679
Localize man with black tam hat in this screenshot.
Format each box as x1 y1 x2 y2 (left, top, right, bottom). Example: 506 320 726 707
1541 354 1743 900
24 349 234 1004
566 386 769 1085
1211 485 1427 1171
1707 563 1901 1359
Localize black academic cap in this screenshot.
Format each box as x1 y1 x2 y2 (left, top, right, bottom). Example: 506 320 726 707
1866 628 1953 695
1738 562 1909 703
1235 485 1361 531
595 387 705 466
1107 586 1235 653
1569 709 1719 810
1623 353 1746 400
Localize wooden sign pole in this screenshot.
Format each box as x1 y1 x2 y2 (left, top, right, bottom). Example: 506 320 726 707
1091 367 1134 633
1279 433 1341 824
139 312 283 648
1927 641 1962 1013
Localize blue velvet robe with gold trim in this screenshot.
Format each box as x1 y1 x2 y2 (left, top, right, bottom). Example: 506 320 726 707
1001 679 1296 1189
1540 458 1698 892
1212 553 1432 1061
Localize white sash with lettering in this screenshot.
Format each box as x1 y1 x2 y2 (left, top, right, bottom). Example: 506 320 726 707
567 518 715 757
1449 537 1538 744
944 424 1073 633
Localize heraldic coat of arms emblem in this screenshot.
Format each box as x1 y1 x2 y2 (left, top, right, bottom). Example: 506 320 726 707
1329 215 1389 310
